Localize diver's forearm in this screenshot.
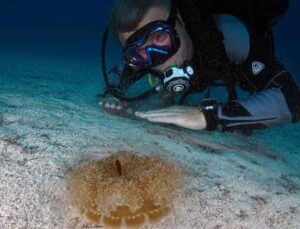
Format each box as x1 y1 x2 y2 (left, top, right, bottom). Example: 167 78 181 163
204 89 294 132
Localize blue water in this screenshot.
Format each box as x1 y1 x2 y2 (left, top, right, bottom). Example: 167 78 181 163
1 0 299 78
274 0 300 79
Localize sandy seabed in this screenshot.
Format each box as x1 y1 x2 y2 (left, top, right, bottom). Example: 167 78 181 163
0 51 300 229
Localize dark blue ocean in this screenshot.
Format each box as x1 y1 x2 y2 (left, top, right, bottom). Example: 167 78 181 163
0 0 299 76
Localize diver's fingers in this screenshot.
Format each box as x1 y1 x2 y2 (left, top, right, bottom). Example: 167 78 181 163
99 96 123 107
146 115 182 124
145 106 187 114
104 103 111 109
135 111 181 119
151 106 183 113
100 100 124 110
102 104 134 116
135 109 184 117
110 104 117 109
107 103 116 109
135 111 170 119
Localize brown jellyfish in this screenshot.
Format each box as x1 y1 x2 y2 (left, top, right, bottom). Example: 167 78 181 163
67 152 183 228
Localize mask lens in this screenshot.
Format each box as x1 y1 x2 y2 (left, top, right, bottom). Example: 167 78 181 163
124 46 147 67
124 29 177 68
149 30 172 48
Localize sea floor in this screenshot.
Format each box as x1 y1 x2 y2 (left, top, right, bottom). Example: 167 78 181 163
0 47 300 229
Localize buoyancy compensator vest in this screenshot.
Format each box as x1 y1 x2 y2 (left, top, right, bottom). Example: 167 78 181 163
172 0 289 101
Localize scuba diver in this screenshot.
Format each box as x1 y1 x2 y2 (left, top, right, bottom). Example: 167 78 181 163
99 0 300 134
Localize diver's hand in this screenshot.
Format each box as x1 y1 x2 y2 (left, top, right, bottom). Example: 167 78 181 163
99 96 133 116
135 106 207 130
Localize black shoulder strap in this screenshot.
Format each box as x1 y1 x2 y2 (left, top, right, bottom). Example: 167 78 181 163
174 0 237 100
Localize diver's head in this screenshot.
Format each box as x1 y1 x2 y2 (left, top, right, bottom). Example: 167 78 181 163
110 0 194 72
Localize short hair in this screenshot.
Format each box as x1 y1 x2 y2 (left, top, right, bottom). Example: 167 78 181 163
109 0 171 37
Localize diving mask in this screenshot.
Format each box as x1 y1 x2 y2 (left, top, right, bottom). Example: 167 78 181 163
123 7 180 68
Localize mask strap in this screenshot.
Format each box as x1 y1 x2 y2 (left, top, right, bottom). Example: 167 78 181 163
167 5 178 27
101 27 111 88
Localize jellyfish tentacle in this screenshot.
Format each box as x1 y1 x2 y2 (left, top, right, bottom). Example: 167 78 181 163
115 159 122 176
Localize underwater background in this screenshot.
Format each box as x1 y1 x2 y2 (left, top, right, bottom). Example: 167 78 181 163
0 0 299 77
0 0 300 228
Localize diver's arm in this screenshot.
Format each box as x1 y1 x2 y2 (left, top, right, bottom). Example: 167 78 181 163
210 13 300 132
134 70 299 132
205 89 292 132
204 66 300 132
